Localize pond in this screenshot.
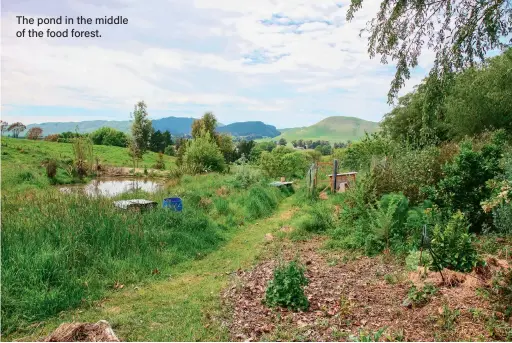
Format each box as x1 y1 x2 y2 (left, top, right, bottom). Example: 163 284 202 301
59 178 163 198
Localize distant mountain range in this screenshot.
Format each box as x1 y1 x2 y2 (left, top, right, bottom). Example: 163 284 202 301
22 117 280 139
273 116 379 142
21 115 379 142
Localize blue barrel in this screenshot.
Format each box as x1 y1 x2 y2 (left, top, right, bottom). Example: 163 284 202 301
163 197 183 212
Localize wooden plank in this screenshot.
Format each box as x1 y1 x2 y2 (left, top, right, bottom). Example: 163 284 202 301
113 199 157 211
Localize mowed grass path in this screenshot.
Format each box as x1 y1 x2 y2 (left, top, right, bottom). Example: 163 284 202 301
8 197 297 342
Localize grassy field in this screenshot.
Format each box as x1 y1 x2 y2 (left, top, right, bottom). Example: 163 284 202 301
1 137 176 193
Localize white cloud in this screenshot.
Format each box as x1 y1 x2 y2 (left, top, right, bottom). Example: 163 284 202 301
1 0 435 126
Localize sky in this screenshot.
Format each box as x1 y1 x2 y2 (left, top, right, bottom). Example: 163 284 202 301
1 0 435 128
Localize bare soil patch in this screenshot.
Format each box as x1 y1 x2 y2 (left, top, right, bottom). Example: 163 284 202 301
223 237 512 341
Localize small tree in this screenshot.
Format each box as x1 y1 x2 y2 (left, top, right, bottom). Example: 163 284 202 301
0 121 8 135
129 101 153 166
278 138 287 146
191 112 218 139
183 130 225 173
72 135 94 178
27 127 43 140
152 152 166 170
7 122 26 138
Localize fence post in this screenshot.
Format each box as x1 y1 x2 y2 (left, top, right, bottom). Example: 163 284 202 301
332 159 338 193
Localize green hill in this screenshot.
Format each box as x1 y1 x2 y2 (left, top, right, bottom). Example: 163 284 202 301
216 121 280 138
272 116 379 143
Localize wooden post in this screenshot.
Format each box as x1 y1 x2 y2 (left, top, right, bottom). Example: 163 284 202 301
332 159 338 193
314 162 318 190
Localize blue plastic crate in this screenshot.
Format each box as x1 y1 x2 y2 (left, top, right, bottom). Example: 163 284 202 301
163 197 183 212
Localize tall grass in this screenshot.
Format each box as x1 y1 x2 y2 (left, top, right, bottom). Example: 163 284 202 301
1 173 289 334
1 192 224 334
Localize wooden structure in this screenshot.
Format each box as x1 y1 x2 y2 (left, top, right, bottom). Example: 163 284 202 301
269 181 294 189
328 172 358 193
307 160 358 194
113 199 157 211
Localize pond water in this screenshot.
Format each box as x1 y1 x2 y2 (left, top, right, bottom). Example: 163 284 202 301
59 178 163 198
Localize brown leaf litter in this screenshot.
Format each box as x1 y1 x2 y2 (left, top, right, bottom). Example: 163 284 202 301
222 237 512 341
42 320 119 342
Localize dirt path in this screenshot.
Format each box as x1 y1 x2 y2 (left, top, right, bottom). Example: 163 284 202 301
9 198 298 342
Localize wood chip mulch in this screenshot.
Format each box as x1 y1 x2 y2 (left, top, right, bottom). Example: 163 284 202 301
222 238 512 342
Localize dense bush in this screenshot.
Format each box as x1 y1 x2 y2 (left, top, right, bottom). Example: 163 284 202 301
265 260 309 311
370 146 444 203
44 134 60 142
90 127 128 147
231 154 261 189
183 131 225 173
424 132 505 232
164 145 175 156
260 147 311 179
430 211 480 272
340 133 397 172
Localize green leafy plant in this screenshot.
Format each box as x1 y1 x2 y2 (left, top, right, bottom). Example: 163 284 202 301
265 260 309 311
183 130 225 174
349 327 387 342
491 268 512 321
407 283 438 307
430 211 480 272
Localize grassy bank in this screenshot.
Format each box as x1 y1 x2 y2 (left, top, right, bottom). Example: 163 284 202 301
1 172 290 335
0 137 176 193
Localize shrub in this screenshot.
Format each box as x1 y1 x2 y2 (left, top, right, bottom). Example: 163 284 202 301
152 152 166 170
72 136 94 178
44 134 59 142
164 145 175 156
183 131 225 173
265 260 309 311
45 159 58 179
430 211 480 272
371 146 444 204
299 203 334 233
370 193 409 253
232 154 260 189
260 149 311 179
491 268 512 320
341 133 397 172
426 132 505 232
90 127 127 147
407 283 438 307
26 127 43 140
405 250 433 271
